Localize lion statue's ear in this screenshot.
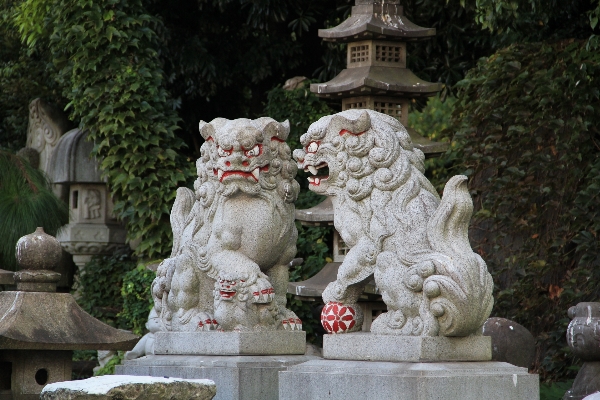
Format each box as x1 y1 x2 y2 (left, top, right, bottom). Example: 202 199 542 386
331 110 372 135
199 121 215 140
263 119 290 142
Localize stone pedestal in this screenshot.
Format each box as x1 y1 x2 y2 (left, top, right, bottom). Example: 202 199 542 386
117 354 319 400
323 333 492 362
279 359 539 400
154 331 306 356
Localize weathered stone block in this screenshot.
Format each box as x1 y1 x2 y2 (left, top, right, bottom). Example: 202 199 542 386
40 375 216 400
154 331 306 355
117 354 318 400
279 359 539 400
323 332 491 362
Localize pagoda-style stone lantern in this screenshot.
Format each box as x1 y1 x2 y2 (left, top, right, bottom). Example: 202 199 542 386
0 228 138 400
311 0 446 155
289 0 446 331
48 128 127 269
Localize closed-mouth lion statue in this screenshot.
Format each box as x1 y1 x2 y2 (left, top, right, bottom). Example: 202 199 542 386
152 117 301 332
293 109 493 337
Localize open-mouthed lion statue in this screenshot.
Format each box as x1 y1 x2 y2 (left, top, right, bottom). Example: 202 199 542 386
151 117 301 332
293 110 493 337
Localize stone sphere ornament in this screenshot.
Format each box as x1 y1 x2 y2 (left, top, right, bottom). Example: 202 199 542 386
321 302 358 334
15 227 62 270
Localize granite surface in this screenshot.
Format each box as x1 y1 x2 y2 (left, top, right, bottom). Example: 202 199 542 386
154 331 306 355
279 359 539 400
323 332 491 362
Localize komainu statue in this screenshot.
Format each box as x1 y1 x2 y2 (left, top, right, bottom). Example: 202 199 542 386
152 117 301 332
293 110 493 337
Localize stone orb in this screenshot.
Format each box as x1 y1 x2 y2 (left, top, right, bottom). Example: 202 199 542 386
482 317 536 369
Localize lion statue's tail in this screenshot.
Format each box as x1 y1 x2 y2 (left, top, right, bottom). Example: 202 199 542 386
422 175 494 336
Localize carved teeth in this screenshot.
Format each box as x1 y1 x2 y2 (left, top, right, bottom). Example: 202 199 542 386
251 167 259 181
218 169 223 180
307 177 315 183
315 178 320 185
308 166 318 175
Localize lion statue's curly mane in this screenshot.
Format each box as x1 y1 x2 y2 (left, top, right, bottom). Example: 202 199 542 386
294 109 493 337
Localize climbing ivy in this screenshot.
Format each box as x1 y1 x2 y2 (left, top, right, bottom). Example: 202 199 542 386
15 0 194 259
445 39 600 382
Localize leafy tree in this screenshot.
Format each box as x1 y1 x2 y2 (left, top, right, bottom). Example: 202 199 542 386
444 39 600 382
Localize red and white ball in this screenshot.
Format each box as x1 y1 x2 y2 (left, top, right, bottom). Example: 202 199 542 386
321 302 357 334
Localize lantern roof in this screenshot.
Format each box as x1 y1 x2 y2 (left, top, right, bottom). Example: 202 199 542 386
310 66 443 98
48 128 105 184
318 1 435 43
0 227 138 351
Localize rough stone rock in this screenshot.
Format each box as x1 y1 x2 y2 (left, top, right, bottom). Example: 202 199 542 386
482 317 536 368
40 375 216 400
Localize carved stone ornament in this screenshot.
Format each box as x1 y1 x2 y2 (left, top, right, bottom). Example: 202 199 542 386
293 109 494 336
566 302 600 361
152 117 302 332
25 98 72 174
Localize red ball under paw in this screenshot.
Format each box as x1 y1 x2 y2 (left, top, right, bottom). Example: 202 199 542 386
321 302 357 333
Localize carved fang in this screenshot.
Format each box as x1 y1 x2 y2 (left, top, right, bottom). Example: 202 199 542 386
308 166 318 175
218 169 224 180
251 167 260 181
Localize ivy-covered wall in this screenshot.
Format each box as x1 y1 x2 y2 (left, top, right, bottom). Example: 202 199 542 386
445 39 600 382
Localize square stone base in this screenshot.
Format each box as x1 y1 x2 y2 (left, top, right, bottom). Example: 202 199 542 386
116 354 319 400
323 333 492 362
154 331 306 355
279 359 539 400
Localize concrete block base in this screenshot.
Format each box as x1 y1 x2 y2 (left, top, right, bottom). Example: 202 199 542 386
323 333 492 362
279 359 539 400
116 354 319 400
154 331 306 355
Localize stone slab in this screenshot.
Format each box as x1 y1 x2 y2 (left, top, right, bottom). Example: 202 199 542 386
41 375 216 400
116 354 319 400
323 332 492 362
154 331 306 355
279 359 539 400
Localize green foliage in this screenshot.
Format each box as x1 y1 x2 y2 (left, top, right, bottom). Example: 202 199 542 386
120 263 156 336
446 40 600 382
474 0 600 42
76 249 136 328
94 351 124 376
0 150 69 270
0 1 62 152
408 95 457 192
15 0 196 260
539 380 574 400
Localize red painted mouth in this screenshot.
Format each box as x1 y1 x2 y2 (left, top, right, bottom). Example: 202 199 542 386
220 290 236 299
220 170 258 182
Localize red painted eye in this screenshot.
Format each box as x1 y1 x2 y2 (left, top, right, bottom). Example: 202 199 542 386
244 144 262 157
306 141 319 153
217 146 232 157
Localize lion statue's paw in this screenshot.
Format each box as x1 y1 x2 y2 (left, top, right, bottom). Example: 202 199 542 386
249 275 275 303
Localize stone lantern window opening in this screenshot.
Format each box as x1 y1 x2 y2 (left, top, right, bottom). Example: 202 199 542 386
71 190 78 210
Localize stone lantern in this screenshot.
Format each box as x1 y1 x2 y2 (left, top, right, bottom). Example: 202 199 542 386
289 0 446 331
0 228 138 400
48 128 127 269
311 0 446 155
